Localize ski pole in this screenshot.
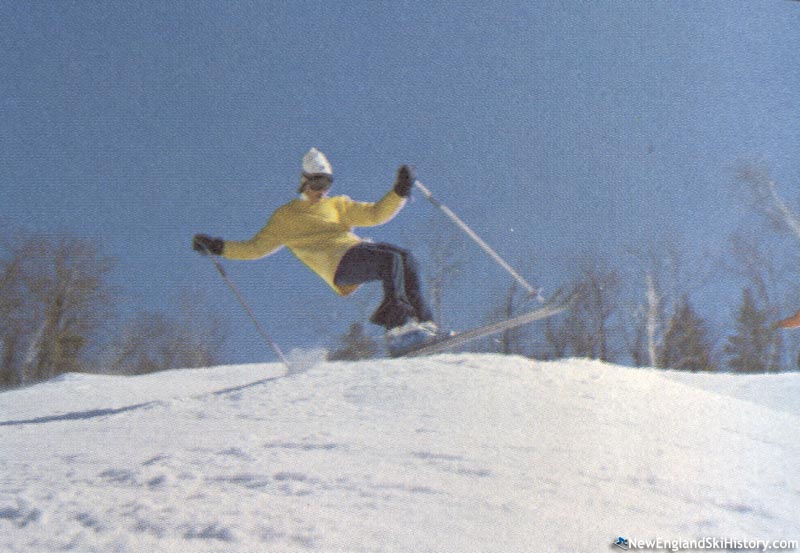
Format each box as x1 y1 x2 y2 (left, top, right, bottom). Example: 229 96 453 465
205 253 292 370
414 180 542 300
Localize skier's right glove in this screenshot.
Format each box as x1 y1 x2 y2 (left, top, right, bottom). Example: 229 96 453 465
192 234 224 255
393 165 415 197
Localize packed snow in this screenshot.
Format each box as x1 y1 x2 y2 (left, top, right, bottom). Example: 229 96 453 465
1 354 798 552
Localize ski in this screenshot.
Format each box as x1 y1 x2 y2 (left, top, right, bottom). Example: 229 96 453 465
398 298 570 357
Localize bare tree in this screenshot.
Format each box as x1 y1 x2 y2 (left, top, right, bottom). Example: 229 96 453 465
0 252 27 387
544 261 621 362
539 284 572 360
737 163 800 240
499 281 526 354
623 241 714 368
480 280 531 355
107 311 175 374
1 234 116 386
642 272 661 366
106 290 228 375
418 216 466 329
732 162 800 369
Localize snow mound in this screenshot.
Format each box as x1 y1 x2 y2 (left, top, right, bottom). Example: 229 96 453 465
1 355 797 552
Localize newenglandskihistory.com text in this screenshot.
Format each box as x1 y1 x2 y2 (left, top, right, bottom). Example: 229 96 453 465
610 536 798 552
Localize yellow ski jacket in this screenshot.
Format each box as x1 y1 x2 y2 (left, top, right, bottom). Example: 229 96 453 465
222 190 406 296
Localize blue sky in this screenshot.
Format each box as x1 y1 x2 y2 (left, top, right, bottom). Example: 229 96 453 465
2 1 799 362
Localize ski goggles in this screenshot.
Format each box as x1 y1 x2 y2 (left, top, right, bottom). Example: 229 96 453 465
303 174 333 191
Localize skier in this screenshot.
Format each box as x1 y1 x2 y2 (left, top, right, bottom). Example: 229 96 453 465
192 148 439 355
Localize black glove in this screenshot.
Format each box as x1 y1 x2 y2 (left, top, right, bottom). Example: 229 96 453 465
393 165 415 197
192 234 224 255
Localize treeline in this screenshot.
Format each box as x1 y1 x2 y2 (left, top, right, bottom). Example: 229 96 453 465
482 165 800 372
329 257 795 372
0 233 226 389
493 255 789 372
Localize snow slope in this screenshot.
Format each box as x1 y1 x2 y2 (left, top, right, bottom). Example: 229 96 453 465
1 355 798 552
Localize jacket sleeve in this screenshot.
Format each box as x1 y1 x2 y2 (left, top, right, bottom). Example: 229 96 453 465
339 190 406 228
222 212 285 260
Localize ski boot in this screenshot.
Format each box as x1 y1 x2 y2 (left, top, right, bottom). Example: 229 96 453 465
386 320 441 357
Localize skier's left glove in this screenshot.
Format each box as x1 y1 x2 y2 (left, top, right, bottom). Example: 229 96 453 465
393 165 415 197
193 234 224 255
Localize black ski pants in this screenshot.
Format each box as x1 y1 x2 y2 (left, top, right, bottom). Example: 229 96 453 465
334 242 433 330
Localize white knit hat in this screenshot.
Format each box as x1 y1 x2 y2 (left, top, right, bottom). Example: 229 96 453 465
302 147 332 176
